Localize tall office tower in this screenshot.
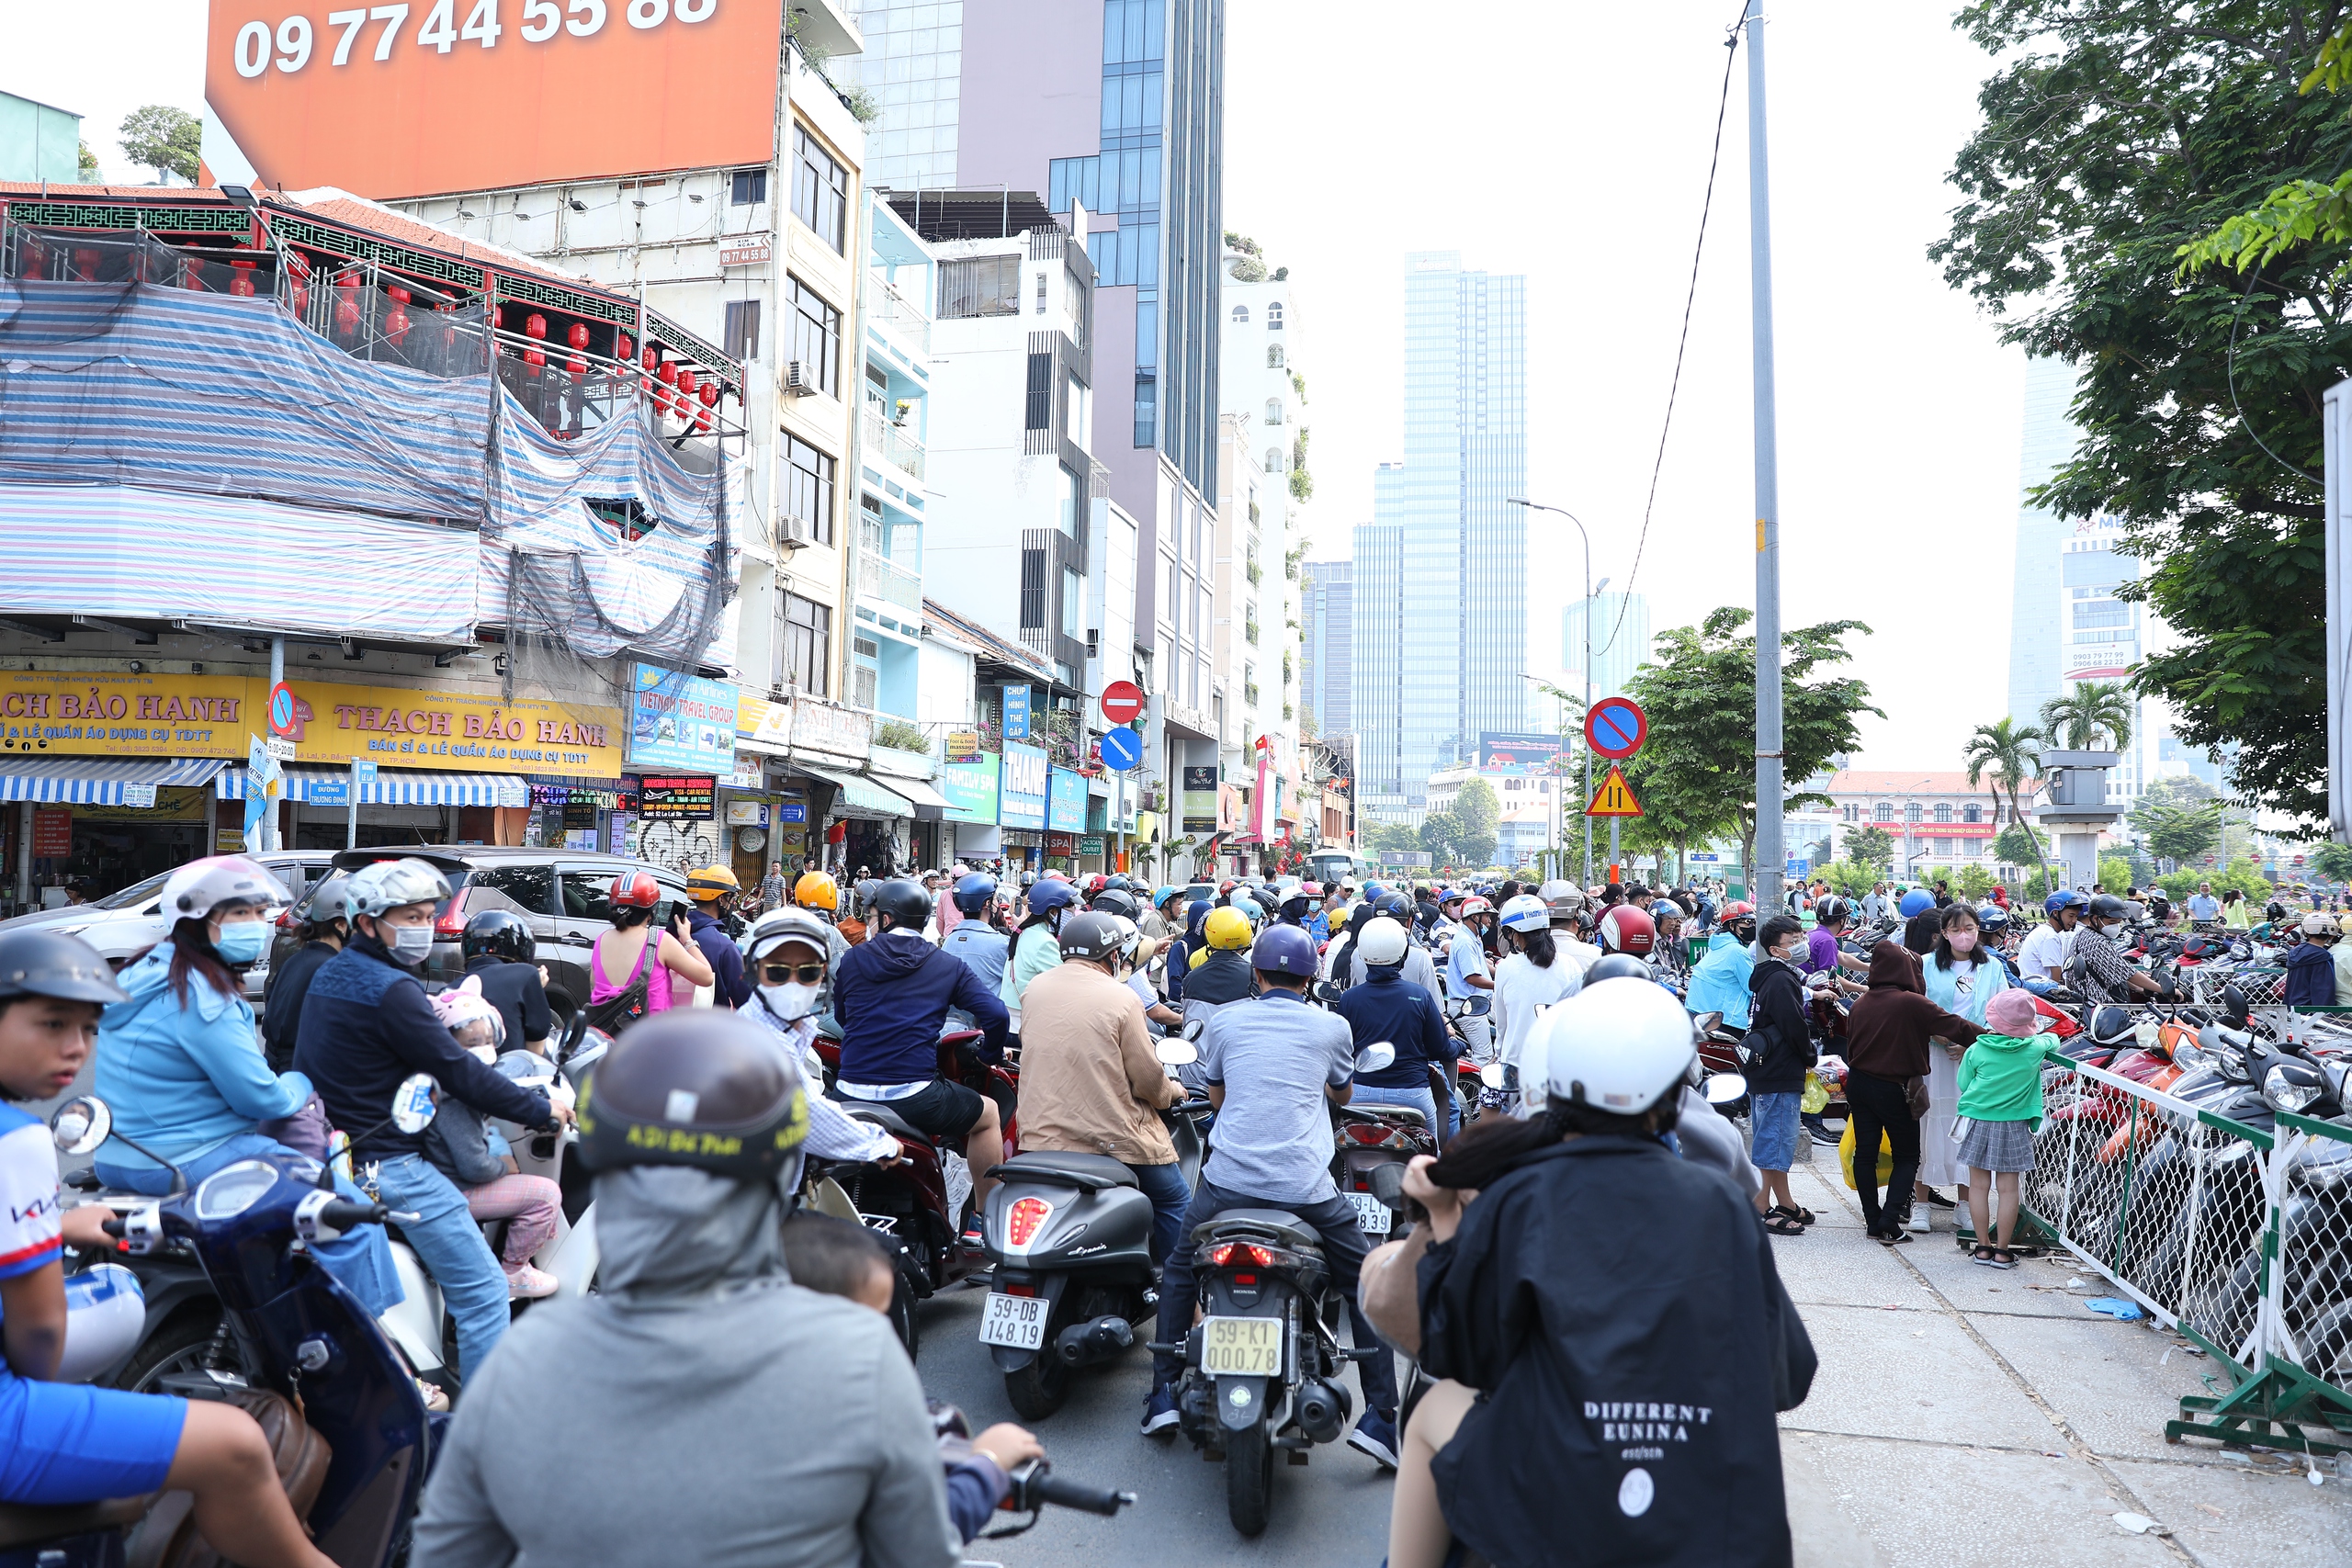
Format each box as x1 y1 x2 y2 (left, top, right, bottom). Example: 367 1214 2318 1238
845 0 1225 744
2007 355 2078 730
1300 558 1353 738
1351 254 1527 809
1352 464 1407 818
1561 592 1653 702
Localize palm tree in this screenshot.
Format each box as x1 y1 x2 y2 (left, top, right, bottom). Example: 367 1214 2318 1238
1963 716 2049 885
2041 681 2134 751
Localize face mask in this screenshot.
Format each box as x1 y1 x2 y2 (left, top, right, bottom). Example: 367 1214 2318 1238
1948 930 1978 954
761 982 820 1021
215 920 269 964
387 924 435 966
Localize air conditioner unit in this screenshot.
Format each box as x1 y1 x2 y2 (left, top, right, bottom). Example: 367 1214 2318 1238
777 515 815 552
784 360 814 396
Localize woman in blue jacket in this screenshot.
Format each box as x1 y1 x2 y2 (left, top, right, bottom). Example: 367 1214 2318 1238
1683 906 1759 1029
92 857 399 1315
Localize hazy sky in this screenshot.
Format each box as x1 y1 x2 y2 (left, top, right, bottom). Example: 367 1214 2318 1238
5 0 2028 770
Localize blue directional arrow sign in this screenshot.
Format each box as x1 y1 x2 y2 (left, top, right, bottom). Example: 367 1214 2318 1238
1097 727 1145 772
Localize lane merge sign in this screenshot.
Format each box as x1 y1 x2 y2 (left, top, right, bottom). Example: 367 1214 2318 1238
1584 696 1646 760
1585 764 1645 818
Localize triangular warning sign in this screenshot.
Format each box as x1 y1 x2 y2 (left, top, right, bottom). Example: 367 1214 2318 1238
1585 763 1644 818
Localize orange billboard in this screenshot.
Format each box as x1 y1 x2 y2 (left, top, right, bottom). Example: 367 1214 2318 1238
205 0 783 198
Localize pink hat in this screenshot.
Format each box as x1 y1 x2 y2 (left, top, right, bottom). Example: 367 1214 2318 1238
1984 988 2042 1036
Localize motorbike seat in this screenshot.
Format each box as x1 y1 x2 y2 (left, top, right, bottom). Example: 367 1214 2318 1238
996 1151 1137 1189
0 1495 154 1550
1195 1209 1324 1256
1347 1104 1428 1128
828 1096 929 1144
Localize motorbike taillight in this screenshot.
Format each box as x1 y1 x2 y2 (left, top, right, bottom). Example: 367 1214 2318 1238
1005 1196 1053 1247
1209 1242 1278 1268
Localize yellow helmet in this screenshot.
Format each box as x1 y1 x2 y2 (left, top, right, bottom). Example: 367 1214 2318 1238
1204 906 1255 951
794 871 840 911
687 864 741 903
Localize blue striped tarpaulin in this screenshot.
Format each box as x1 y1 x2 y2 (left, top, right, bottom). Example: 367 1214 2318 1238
0 757 225 803
216 765 526 807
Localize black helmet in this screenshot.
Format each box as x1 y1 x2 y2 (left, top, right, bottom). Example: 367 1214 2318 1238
577 1011 809 1182
2087 894 2132 926
868 878 933 932
1815 897 1848 927
1102 874 1133 893
1089 887 1140 920
460 909 537 965
1372 890 1413 921
0 930 129 1007
1585 953 1653 985
1057 910 1125 963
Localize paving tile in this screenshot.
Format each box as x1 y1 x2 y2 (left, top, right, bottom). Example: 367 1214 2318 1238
2106 1455 2352 1568
1781 1303 2060 1451
1968 1309 2224 1462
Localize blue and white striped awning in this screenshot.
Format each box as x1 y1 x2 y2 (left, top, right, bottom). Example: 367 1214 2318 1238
216 766 527 807
0 757 226 804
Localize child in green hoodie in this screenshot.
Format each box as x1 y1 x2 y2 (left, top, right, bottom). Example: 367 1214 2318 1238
1953 988 2066 1269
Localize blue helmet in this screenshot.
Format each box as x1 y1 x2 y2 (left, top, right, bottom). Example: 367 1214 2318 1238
1363 880 1388 900
952 872 998 915
1250 924 1320 978
1152 885 1182 909
2044 889 2089 917
1026 879 1078 916
1974 901 2010 931
1898 890 1934 918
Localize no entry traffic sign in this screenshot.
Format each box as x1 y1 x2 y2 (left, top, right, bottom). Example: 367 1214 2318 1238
1100 681 1147 726
1584 697 1647 760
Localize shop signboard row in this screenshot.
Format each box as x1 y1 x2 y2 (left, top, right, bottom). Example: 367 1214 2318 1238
628 665 737 773
0 671 624 781
937 744 1098 835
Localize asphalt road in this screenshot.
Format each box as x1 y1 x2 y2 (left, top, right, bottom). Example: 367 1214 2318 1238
912 1282 1396 1567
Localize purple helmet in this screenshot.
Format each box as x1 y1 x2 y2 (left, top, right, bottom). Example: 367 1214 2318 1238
1250 924 1320 978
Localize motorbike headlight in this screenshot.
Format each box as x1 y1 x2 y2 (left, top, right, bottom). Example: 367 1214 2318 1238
2263 1063 2323 1115
193 1158 281 1221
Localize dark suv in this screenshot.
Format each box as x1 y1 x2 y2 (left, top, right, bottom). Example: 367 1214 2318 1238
272 846 693 1023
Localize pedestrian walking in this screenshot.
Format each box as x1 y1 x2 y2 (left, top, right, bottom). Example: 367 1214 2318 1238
1957 988 2068 1268
1841 942 1984 1244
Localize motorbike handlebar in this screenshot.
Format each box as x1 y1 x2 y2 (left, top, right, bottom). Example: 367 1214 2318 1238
1008 1461 1135 1517
100 1216 126 1239
321 1199 393 1230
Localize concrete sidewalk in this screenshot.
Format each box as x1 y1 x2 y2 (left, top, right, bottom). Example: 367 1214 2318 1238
1770 1157 2348 1567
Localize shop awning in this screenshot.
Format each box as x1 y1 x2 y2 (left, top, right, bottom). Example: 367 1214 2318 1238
217 767 528 807
0 757 226 803
875 773 947 821
798 764 915 819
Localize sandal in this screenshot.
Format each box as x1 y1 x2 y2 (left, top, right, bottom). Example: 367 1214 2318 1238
1987 1249 2018 1269
1971 1244 1999 1266
1770 1204 1817 1227
1761 1212 1805 1236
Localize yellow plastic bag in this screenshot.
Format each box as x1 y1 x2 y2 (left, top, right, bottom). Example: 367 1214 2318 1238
1837 1118 1894 1190
1799 1071 1830 1116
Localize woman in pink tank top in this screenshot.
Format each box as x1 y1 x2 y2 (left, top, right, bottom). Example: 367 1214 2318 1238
588 873 714 1017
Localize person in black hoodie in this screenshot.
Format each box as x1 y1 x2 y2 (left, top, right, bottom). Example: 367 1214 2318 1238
1745 916 1816 1235
260 872 349 1074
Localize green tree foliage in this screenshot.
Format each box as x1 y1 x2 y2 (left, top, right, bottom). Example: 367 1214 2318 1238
1363 821 1421 856
1962 716 2049 884
2132 795 2227 865
1936 2 2352 825
1419 803 1496 873
2312 841 2352 882
119 105 200 183
2040 681 2134 751
2099 855 2138 895
1619 608 1879 878
1843 824 1894 871
1455 778 1500 842
76 141 98 179
1995 821 2049 869
1819 860 1880 898
2155 855 2274 901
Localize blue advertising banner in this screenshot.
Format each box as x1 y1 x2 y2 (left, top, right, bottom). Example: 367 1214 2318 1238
942 752 1001 825
1046 767 1087 833
1000 741 1047 830
1002 685 1032 740
628 665 739 773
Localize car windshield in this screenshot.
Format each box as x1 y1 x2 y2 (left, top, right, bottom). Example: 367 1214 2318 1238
292 863 470 923
92 872 171 911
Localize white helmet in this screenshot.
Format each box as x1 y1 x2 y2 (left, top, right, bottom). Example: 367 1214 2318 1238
1355 916 1408 966
345 857 451 919
1532 976 1694 1117
161 855 287 921
1499 894 1551 934
1538 879 1585 916
746 908 834 964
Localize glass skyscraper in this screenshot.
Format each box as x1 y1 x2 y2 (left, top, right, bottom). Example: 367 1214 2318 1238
1352 254 1527 810
1300 558 1353 738
1561 592 1652 703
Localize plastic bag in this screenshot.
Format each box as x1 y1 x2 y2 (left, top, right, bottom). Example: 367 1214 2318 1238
1800 1072 1830 1115
1838 1118 1894 1190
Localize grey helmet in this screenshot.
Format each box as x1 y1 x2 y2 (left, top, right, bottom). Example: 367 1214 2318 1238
0 929 130 1006
345 857 452 919
161 855 287 920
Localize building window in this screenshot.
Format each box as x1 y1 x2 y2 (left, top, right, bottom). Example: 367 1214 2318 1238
722 299 761 360
790 126 847 252
1905 802 1923 823
1874 803 1893 822
1025 352 1053 431
1062 567 1082 637
1058 466 1082 539
1266 302 1284 330
783 436 835 546
1020 548 1046 631
1265 446 1283 473
1962 804 1982 823
1934 803 1953 823
938 256 1022 319
1231 304 1249 323
783 593 831 695
785 276 840 396
729 167 768 206
1267 344 1283 368
1263 398 1282 426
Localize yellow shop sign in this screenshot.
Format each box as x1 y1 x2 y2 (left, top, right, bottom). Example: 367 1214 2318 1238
0 672 254 760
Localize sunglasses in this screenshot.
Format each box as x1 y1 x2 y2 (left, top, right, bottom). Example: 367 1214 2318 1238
759 962 827 985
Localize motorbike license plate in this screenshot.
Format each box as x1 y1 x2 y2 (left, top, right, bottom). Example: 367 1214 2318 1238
1349 1190 1393 1234
1201 1315 1283 1377
978 1292 1048 1350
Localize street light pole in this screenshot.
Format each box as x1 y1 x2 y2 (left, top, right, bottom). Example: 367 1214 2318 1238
1744 0 1785 917
1511 498 1593 887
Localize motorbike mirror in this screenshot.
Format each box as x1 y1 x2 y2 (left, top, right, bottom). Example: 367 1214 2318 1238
1156 1038 1199 1067
1463 995 1493 1018
1479 1062 1509 1089
1693 1010 1724 1036
390 1072 439 1135
51 1096 110 1157
1355 1042 1396 1075
1368 1160 1409 1211
1182 1020 1205 1043
1702 1072 1748 1106
559 1010 589 1063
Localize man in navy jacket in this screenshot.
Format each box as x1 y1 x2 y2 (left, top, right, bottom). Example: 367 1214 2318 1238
831 879 1012 1220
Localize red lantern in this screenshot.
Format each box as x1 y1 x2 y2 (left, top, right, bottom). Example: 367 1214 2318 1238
525 312 547 341
22 238 46 277
616 332 634 363
657 358 680 417
333 269 362 337
492 304 505 331
285 252 311 315
228 258 257 299
695 379 718 434
567 322 590 351
384 285 413 346
73 249 100 282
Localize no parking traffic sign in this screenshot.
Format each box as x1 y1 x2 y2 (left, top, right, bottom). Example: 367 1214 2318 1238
1584 697 1647 760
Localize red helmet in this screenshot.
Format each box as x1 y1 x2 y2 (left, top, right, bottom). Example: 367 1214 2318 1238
1597 903 1657 956
1081 874 1109 897
1718 900 1756 921
609 870 663 908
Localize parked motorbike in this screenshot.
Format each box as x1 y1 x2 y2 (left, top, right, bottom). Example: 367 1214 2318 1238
974 1038 1212 1418
1330 1060 1442 1243
1 1089 435 1568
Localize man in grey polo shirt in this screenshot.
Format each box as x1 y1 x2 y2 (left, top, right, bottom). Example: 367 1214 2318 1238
1139 926 1400 1466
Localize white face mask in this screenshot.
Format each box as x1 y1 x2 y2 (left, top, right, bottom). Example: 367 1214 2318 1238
761 982 820 1021
387 924 435 966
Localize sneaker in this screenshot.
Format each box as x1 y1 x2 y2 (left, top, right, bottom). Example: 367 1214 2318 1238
1140 1383 1180 1437
1875 1226 1914 1247
1918 1188 1957 1209
1808 1127 1844 1147
505 1264 560 1300
1347 1410 1400 1469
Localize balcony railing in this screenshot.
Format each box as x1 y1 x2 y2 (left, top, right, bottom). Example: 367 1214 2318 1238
857 552 924 613
867 270 932 353
864 411 926 480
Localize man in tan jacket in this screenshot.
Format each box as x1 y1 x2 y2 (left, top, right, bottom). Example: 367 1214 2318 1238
1014 911 1189 1260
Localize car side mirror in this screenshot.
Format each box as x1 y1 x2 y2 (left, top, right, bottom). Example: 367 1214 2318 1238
1354 1042 1396 1075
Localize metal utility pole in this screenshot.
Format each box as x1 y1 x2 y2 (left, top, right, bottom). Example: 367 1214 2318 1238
1745 0 1784 916
1510 498 1594 887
